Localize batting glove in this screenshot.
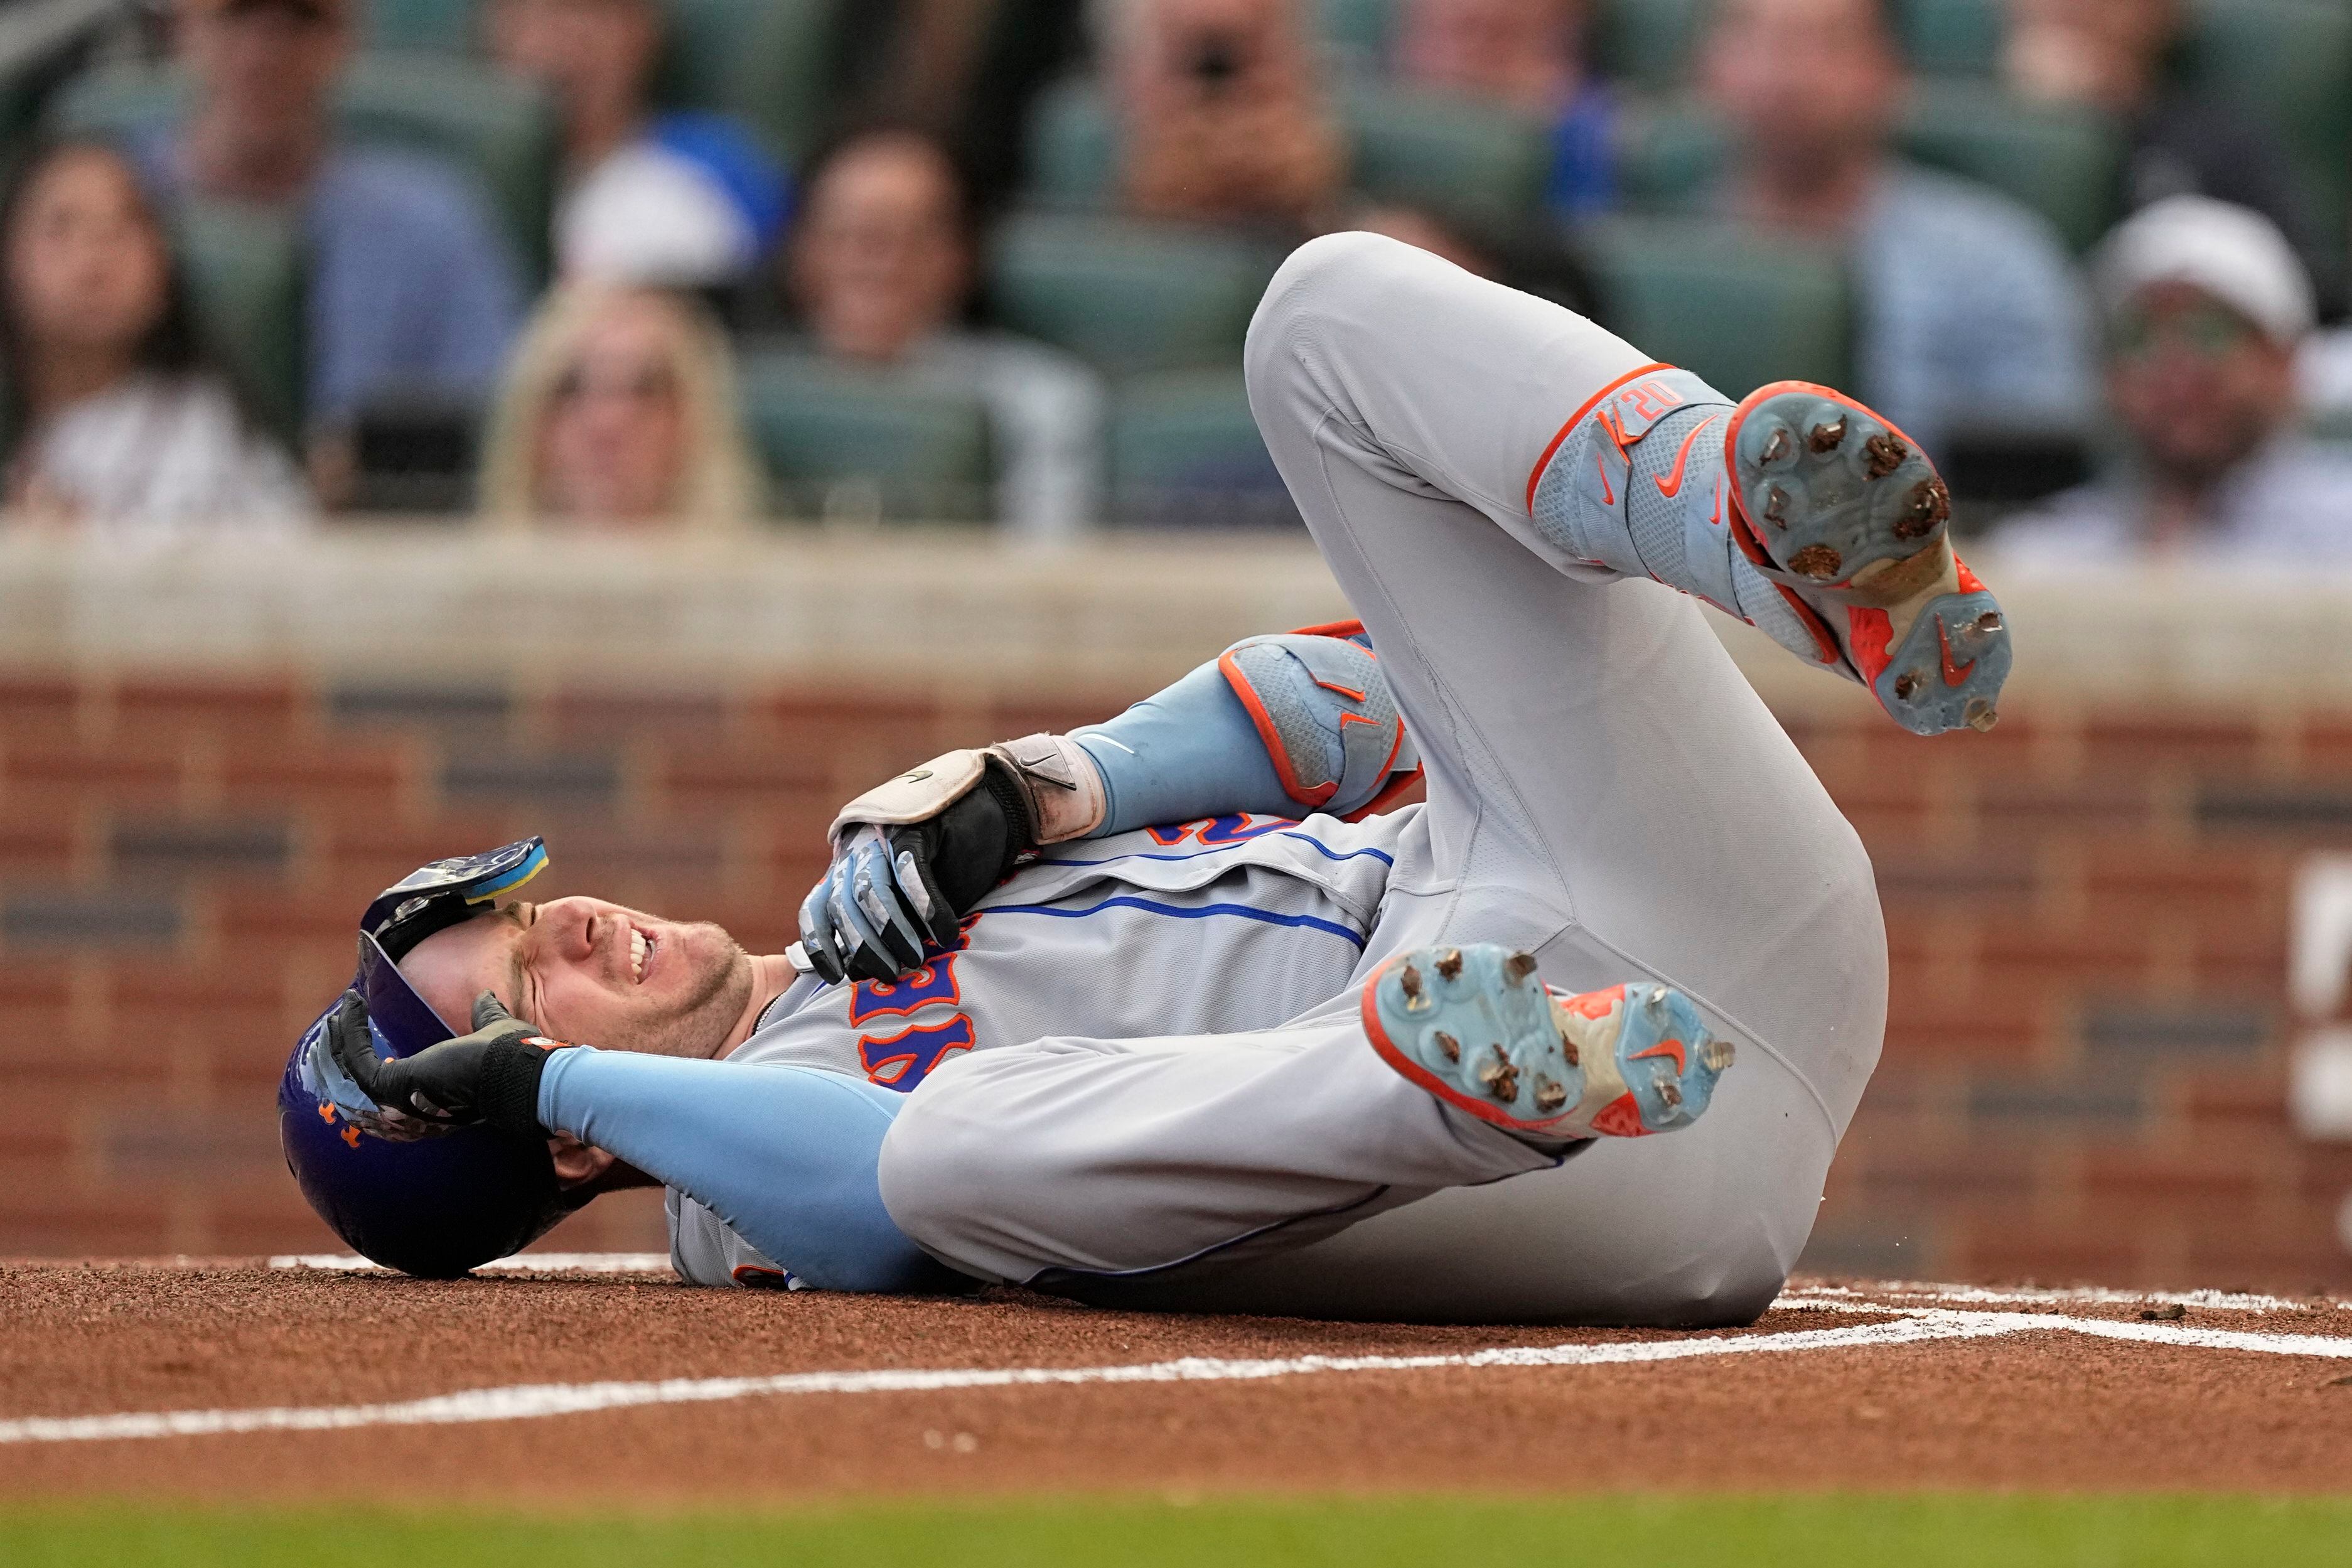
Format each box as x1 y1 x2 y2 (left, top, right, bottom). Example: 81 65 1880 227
326 989 577 1139
798 736 1107 985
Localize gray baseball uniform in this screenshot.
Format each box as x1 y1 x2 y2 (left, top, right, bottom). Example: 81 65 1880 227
674 234 1886 1326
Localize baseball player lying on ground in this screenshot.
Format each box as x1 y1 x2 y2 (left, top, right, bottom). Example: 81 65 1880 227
285 233 2010 1325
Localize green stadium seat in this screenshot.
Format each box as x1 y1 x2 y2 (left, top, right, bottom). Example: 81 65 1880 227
657 0 847 164
365 0 476 52
1105 370 1295 529
2179 0 2352 274
1611 99 1726 210
173 200 307 440
1616 87 2123 253
738 353 996 523
1317 0 1396 62
1898 80 2123 253
1023 77 1549 227
985 212 1286 373
1580 215 1852 395
1592 0 1709 92
50 53 561 284
1340 82 1552 228
1022 77 1119 210
363 0 844 164
1445 0 2017 93
1894 0 2004 77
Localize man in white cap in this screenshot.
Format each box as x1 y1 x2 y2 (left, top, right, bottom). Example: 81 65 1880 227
1992 195 2352 563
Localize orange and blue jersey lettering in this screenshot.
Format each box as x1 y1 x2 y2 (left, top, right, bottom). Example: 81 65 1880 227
848 916 982 1090
1146 814 1294 848
859 1015 975 1090
849 960 964 1026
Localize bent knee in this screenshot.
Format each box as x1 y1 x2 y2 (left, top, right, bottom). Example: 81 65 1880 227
1244 230 1423 398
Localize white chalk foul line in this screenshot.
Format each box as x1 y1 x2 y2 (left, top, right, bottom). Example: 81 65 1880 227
9 1306 2352 1447
1783 1281 2340 1315
266 1253 674 1275
0 1318 2016 1446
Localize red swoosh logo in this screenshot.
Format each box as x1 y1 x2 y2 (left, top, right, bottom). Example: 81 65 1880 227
1653 416 1722 500
1593 451 1614 505
1936 616 1977 687
1630 1038 1687 1075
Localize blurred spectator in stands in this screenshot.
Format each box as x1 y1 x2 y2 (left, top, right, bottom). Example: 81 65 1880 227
1392 0 1614 218
478 284 762 530
2004 0 2334 316
1105 0 1346 235
1 142 310 535
781 126 1104 535
1991 198 2352 563
484 0 789 287
855 0 1088 213
133 0 522 506
1700 0 2094 456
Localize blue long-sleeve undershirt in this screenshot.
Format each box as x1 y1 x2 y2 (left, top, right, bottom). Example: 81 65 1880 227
537 1047 962 1293
1073 660 1294 835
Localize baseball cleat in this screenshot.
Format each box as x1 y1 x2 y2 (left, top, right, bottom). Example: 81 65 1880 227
1361 943 1733 1140
1525 367 2011 737
1724 382 2011 737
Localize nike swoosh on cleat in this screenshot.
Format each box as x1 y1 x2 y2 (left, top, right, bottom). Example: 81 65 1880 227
1936 616 1977 687
1594 451 1615 505
1708 480 1723 525
1652 415 1721 500
1630 1038 1688 1075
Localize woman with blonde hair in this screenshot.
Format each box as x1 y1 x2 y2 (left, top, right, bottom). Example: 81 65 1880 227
479 283 762 529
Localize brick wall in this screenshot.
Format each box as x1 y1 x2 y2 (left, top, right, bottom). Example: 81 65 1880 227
3 589 2348 1289
1797 703 2352 1291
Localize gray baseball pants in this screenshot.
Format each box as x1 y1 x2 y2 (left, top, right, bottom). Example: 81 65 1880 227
878 233 1888 1324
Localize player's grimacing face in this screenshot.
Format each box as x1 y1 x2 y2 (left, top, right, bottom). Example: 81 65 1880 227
399 896 751 1060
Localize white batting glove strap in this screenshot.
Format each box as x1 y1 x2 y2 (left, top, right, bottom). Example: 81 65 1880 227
991 733 1107 844
827 749 991 845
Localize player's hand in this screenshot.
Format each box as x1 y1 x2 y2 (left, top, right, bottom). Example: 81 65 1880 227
326 989 576 1139
797 793 1012 985
799 736 1107 986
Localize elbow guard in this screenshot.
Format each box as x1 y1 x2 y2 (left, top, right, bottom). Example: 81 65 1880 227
1217 633 1419 819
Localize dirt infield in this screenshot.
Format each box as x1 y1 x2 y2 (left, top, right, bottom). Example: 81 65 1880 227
5 1259 2351 1500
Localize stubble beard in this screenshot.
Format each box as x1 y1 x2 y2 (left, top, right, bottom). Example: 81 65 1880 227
624 923 754 1060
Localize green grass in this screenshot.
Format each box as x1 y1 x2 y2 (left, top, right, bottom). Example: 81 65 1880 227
5 1495 2351 1567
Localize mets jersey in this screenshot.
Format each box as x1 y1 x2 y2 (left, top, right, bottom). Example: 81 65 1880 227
668 806 1426 1285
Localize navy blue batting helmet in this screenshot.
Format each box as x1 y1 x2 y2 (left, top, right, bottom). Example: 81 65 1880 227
278 838 581 1277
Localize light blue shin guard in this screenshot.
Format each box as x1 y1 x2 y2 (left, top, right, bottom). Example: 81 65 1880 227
1528 368 1834 671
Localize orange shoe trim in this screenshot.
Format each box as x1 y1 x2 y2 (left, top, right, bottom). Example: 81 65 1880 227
1936 615 1977 687
1523 362 1672 515
1846 606 1896 684
1588 1093 1651 1139
1630 1038 1688 1077
1719 380 1946 674
1359 959 1572 1135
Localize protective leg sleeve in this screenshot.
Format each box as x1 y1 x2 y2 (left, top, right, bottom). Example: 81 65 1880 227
1216 633 1417 817
1071 635 1417 835
1526 367 1850 678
